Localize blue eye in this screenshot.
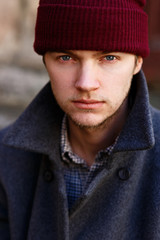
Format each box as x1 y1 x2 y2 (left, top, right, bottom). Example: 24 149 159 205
105 55 116 61
60 55 72 61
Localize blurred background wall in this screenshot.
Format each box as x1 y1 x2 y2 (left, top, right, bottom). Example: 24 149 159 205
143 0 160 109
0 0 48 128
0 0 160 129
0 0 41 68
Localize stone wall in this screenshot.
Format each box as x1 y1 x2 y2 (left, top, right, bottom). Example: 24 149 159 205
0 0 42 69
0 0 48 129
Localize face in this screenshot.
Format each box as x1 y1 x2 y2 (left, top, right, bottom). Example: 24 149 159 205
44 50 143 129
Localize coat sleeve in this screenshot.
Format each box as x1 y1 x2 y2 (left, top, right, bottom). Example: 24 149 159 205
0 182 10 240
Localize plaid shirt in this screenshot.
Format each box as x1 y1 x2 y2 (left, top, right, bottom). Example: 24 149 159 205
61 115 117 210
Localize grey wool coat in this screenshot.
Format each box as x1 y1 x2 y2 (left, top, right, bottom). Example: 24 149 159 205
0 70 160 240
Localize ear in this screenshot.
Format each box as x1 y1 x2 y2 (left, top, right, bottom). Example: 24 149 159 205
133 56 143 75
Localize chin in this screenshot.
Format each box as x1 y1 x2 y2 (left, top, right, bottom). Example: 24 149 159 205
68 113 110 129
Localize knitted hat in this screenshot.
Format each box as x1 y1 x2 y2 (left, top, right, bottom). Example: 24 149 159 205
34 0 149 57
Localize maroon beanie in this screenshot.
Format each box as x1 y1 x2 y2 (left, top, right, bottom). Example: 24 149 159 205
34 0 149 57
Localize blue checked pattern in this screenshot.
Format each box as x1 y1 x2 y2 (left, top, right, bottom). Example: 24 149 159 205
61 115 117 210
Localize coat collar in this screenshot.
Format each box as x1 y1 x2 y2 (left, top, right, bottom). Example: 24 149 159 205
3 82 64 159
3 70 155 157
113 70 155 152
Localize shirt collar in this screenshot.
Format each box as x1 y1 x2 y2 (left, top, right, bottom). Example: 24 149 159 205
61 114 118 165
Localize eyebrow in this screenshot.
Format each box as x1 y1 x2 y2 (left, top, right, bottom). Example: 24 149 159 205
93 51 112 57
53 50 115 58
53 50 78 58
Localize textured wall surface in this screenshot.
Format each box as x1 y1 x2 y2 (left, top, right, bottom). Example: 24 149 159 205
0 0 42 69
0 0 48 128
143 1 160 84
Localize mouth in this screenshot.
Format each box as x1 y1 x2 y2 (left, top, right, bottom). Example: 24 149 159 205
72 99 105 110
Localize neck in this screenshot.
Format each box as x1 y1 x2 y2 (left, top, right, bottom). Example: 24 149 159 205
68 98 129 166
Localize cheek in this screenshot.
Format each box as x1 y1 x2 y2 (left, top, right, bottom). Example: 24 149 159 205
50 79 66 98
102 72 132 103
50 69 76 90
50 76 73 107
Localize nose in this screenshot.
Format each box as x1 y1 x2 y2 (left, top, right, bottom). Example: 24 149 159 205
75 62 100 92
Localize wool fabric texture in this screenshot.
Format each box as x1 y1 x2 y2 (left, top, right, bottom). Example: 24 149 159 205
34 0 149 57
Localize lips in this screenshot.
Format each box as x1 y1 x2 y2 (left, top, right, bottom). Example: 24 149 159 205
72 99 104 110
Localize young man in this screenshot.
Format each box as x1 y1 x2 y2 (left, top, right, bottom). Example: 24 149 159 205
0 0 160 239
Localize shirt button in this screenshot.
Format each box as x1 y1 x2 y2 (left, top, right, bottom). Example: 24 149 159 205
43 170 53 182
117 168 130 181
